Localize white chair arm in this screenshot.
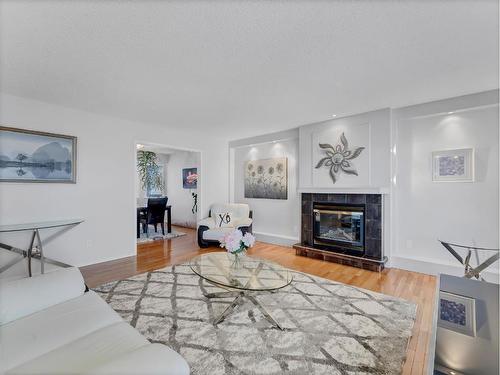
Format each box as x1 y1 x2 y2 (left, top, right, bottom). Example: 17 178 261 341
235 217 253 228
0 267 85 325
197 217 215 229
88 344 190 375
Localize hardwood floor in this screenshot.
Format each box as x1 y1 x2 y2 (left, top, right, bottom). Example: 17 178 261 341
80 226 436 375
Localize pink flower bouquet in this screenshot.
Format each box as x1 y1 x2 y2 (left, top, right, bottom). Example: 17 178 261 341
220 229 255 255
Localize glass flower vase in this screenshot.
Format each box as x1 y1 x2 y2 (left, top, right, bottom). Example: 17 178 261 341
230 250 246 270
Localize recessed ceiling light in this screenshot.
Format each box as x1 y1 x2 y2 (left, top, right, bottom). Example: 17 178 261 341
272 140 277 144
331 114 337 118
448 111 454 115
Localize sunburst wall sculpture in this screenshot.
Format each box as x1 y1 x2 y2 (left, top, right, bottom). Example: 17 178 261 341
315 133 365 183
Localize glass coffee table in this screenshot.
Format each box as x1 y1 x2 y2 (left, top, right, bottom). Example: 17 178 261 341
190 252 293 330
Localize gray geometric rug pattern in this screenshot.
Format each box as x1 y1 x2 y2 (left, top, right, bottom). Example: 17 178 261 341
93 263 417 375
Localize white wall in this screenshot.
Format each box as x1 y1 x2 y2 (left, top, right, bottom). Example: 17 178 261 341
165 150 200 228
0 93 229 266
392 91 499 281
230 129 300 245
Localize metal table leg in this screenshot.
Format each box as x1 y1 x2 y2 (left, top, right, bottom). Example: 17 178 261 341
247 295 284 330
465 252 500 279
35 229 44 274
1 229 59 277
212 292 244 325
205 290 285 330
27 229 46 277
204 291 241 299
440 240 500 281
27 230 36 277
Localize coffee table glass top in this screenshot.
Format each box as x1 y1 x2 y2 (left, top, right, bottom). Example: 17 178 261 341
190 252 293 291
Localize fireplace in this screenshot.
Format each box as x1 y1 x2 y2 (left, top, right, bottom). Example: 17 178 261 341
313 202 365 254
295 193 386 272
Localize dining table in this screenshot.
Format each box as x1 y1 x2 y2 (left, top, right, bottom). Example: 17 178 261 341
137 205 172 238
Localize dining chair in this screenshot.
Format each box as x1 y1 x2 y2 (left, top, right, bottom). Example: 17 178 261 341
141 197 168 236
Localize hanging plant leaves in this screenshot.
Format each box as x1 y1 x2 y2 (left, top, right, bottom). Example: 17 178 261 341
137 150 164 192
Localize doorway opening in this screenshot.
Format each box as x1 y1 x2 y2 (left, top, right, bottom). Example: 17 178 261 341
135 142 201 248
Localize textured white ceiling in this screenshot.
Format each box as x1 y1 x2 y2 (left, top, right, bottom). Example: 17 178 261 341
0 1 498 140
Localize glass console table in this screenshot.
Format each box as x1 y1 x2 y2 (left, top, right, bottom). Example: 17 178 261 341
0 219 84 277
190 252 293 330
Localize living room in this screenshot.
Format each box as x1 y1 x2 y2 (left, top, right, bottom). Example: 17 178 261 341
0 1 498 375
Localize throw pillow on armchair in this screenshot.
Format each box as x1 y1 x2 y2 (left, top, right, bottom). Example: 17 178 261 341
213 212 233 228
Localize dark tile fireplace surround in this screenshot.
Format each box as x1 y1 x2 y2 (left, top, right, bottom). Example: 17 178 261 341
293 193 387 272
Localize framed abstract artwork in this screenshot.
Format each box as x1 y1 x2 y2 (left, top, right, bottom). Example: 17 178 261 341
0 126 77 183
182 167 198 189
438 291 476 337
244 157 287 200
432 148 474 182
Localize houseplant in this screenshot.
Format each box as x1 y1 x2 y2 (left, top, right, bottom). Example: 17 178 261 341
137 150 163 194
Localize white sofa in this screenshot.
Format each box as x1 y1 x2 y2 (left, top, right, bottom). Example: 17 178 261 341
0 267 190 375
197 203 253 248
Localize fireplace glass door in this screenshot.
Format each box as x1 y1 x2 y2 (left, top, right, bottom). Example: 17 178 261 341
313 203 365 252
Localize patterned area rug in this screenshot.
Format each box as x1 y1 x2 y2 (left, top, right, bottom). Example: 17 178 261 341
93 263 417 375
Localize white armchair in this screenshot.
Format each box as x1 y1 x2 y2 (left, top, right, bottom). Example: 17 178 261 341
197 203 253 248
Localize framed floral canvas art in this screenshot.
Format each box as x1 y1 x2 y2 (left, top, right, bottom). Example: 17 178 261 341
244 157 287 200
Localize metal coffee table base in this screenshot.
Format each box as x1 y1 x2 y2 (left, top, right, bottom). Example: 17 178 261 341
204 290 284 330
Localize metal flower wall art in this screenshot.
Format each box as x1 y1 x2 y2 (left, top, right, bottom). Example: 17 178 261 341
315 133 365 183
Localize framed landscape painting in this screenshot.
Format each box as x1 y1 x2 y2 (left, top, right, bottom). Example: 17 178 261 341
244 157 287 200
432 148 474 182
0 126 77 183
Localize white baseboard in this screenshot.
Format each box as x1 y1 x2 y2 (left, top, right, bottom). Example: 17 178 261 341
389 255 499 284
254 231 299 247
